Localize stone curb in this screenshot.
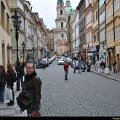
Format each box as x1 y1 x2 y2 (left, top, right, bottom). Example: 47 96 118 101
91 70 120 82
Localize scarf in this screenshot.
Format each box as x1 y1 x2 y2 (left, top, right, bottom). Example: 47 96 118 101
25 71 37 81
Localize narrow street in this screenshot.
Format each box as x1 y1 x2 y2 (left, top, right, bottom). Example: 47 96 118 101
37 60 120 116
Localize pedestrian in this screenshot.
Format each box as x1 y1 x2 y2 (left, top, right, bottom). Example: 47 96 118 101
73 60 76 73
19 61 24 87
23 62 42 117
81 61 86 72
6 64 16 106
100 61 106 74
0 65 7 103
78 61 82 74
113 61 117 74
64 60 69 80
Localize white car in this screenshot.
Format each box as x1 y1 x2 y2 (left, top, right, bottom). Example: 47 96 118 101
57 59 64 65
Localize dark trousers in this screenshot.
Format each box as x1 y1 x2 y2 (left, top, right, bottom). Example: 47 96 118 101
65 70 68 80
10 86 14 101
0 85 5 102
113 66 117 74
74 68 76 73
19 76 23 87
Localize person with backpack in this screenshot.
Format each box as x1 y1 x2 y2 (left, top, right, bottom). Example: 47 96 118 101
6 64 17 106
17 62 42 117
0 65 7 103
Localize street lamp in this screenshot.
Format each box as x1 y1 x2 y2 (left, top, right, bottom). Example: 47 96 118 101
32 47 35 64
11 10 22 91
21 41 25 75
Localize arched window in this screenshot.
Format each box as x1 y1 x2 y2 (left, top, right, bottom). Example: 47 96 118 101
60 10 63 15
61 22 63 28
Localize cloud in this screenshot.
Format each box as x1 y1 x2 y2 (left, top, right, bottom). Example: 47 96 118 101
28 0 80 29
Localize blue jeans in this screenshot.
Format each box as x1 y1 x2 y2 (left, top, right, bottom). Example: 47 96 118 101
65 70 68 80
78 67 81 74
0 85 5 102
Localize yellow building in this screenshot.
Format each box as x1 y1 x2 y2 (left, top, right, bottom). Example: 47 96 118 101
0 0 11 69
106 0 120 72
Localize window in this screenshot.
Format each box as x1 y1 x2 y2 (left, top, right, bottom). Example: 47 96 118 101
60 10 63 15
61 34 64 38
6 13 9 33
1 2 5 28
61 22 63 28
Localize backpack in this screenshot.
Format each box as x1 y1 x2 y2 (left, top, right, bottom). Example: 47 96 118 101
16 90 32 111
12 71 17 82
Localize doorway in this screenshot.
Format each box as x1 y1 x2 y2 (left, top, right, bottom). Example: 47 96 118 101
2 43 5 68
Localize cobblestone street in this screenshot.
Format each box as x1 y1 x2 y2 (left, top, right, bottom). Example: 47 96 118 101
38 61 120 116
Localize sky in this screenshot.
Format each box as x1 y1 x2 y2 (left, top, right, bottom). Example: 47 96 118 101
28 0 80 29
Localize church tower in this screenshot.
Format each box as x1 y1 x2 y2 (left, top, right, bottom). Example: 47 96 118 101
55 0 67 55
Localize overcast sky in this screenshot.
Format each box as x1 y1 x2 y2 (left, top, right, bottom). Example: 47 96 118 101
28 0 80 29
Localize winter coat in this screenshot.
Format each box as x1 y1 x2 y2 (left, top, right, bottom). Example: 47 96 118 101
0 71 7 86
64 63 69 71
23 71 42 114
6 69 15 88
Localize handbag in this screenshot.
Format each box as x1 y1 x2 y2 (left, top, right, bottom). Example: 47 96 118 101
6 87 13 100
16 83 32 112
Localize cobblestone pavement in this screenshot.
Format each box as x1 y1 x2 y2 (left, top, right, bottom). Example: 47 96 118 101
37 60 120 116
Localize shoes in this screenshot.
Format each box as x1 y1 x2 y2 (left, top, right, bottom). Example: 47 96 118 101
7 100 14 106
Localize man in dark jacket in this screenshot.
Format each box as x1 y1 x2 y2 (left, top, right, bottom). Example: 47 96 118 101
0 66 7 103
23 63 42 117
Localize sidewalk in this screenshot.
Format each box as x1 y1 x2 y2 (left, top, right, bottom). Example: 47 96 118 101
91 65 120 82
0 83 27 117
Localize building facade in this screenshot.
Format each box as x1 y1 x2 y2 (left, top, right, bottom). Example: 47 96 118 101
66 14 73 56
92 0 99 64
77 0 86 60
106 0 120 72
85 0 93 63
0 0 11 69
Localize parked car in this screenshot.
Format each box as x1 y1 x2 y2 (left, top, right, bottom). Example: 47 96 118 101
36 59 45 69
57 58 64 65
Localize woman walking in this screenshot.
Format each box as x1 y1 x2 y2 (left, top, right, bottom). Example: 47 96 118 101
6 64 16 106
0 66 7 103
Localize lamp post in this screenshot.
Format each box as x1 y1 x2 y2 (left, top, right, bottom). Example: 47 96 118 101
21 41 25 75
11 10 21 91
32 47 35 64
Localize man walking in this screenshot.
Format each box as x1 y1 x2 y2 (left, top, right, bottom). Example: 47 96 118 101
64 60 69 80
73 60 76 73
113 61 117 74
23 63 42 117
78 61 82 74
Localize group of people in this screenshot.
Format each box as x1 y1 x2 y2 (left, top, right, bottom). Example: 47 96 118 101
63 59 91 80
0 61 42 117
0 64 16 106
95 59 117 74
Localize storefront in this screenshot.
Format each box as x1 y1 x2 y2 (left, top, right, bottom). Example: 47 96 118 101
116 46 120 72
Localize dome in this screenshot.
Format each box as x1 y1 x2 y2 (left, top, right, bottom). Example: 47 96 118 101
57 0 63 4
65 6 74 14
